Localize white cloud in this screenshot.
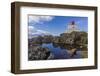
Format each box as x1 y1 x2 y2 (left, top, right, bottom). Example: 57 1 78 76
28 15 54 24
28 15 54 38
28 26 51 39
28 25 34 29
28 26 36 34
37 30 50 35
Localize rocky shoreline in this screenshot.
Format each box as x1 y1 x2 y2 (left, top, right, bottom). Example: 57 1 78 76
28 46 54 60
28 31 88 60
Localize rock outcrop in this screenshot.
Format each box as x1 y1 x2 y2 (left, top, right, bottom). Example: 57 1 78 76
29 31 87 50
52 31 87 49
28 31 88 60
60 31 87 45
28 46 54 60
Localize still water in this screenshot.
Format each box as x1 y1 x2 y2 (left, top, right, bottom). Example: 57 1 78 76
42 43 82 59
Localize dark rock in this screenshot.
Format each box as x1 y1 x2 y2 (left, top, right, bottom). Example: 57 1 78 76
28 46 54 60
42 35 53 43
28 31 88 59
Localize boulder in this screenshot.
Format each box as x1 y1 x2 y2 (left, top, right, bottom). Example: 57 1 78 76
28 46 54 60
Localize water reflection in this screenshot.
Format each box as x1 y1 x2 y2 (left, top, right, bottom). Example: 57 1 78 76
42 43 82 59
28 43 87 60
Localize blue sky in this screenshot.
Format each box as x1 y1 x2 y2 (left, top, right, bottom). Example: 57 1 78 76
28 15 88 37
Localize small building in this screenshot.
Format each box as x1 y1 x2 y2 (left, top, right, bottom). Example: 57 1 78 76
65 21 80 33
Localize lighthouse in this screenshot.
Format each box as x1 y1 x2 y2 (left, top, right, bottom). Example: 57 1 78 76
66 21 79 33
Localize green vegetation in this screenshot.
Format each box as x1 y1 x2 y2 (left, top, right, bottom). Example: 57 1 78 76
29 31 88 50
28 31 88 60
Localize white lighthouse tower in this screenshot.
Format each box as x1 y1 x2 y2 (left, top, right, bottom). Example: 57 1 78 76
66 21 79 33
